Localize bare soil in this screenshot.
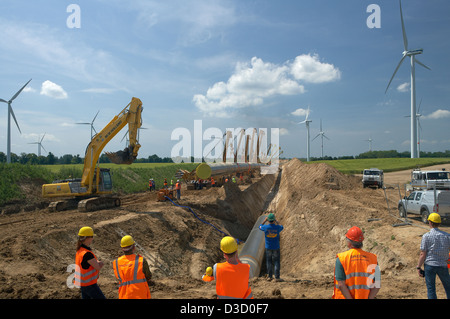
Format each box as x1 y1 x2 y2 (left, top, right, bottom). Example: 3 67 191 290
0 159 449 300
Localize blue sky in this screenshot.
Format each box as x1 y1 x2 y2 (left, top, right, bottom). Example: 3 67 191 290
0 0 449 161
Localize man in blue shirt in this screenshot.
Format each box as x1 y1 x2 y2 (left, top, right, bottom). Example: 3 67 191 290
259 212 284 281
416 213 450 299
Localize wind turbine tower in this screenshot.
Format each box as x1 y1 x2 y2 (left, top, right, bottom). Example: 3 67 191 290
385 0 430 158
312 119 330 158
298 106 312 162
76 110 100 140
0 79 32 163
28 133 47 157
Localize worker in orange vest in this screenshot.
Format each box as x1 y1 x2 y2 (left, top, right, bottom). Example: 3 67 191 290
74 227 106 299
113 235 151 299
202 236 253 299
175 180 181 199
332 226 380 299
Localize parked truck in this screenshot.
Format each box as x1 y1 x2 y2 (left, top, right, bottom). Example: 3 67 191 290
398 189 450 224
362 168 384 189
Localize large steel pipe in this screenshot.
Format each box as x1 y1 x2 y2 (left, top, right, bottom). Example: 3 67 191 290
239 214 267 278
196 162 266 180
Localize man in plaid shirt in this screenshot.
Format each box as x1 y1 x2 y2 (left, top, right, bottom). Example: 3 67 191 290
416 213 450 299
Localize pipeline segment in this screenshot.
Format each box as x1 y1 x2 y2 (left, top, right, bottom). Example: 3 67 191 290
196 162 267 180
239 214 267 279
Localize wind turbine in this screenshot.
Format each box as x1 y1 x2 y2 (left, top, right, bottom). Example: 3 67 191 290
0 79 32 163
76 110 99 140
298 106 312 162
385 0 430 158
28 133 47 157
365 136 373 152
312 119 330 158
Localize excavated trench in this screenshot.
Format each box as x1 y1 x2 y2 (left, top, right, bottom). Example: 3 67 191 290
4 158 430 299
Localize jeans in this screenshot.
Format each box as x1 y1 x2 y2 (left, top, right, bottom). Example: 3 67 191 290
424 264 450 299
265 249 280 279
81 284 106 299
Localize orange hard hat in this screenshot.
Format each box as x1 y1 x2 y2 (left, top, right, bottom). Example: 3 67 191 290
346 226 364 242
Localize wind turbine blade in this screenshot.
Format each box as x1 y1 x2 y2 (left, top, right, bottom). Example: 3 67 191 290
399 0 408 51
415 58 431 70
298 120 306 124
40 133 46 143
0 98 8 103
385 56 406 93
9 105 21 134
92 110 100 124
324 135 330 140
10 79 32 102
312 134 320 141
41 145 47 153
76 122 90 125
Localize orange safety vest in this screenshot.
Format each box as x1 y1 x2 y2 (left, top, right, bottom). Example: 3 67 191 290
175 182 181 190
332 248 379 299
214 262 253 299
113 254 151 299
74 247 99 287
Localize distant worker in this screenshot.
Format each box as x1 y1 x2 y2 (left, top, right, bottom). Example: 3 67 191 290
175 180 181 200
416 213 450 299
148 179 155 191
259 213 284 281
202 236 253 299
163 178 168 188
170 179 174 189
211 178 216 187
332 226 380 299
113 235 152 299
74 227 106 299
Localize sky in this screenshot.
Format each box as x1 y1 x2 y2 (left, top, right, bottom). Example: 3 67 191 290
0 0 449 161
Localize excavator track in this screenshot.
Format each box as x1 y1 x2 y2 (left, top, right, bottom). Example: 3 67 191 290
78 196 121 212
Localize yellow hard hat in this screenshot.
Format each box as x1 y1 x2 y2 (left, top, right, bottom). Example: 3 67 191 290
121 235 135 248
428 213 441 224
205 267 213 276
220 236 238 254
78 226 94 237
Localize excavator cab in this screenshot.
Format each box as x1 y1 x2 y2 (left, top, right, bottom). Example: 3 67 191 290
96 168 113 192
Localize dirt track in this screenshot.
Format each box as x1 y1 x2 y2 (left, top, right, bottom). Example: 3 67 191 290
0 159 449 299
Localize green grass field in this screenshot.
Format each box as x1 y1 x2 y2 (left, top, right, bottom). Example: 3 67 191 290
309 158 450 174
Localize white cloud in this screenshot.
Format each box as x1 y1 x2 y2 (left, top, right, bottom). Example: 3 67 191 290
279 128 289 136
194 54 339 117
291 108 309 117
23 86 37 93
397 82 410 92
290 54 341 83
40 80 68 99
423 109 450 120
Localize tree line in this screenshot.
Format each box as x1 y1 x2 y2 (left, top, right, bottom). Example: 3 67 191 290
0 152 174 165
1 149 449 165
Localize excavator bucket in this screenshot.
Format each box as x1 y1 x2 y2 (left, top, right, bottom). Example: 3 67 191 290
105 146 136 165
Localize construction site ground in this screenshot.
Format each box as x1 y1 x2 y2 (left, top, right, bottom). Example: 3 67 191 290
1 159 449 300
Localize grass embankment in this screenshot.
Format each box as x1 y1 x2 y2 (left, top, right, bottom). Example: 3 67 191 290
0 162 197 207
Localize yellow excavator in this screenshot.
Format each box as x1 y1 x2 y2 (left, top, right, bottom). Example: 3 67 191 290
42 97 143 212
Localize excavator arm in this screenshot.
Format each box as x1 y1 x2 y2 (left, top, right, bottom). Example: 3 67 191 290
81 97 143 190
